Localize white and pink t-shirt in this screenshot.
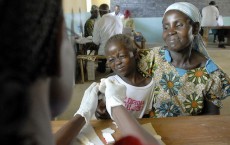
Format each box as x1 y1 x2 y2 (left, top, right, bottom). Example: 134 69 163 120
107 75 154 118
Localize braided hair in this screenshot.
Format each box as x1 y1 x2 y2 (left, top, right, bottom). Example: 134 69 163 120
105 34 137 53
0 0 63 144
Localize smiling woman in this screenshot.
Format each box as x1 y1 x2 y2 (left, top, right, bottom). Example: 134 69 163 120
137 2 230 118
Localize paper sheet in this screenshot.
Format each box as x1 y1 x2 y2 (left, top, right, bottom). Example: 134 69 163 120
76 37 93 44
70 123 165 145
141 123 166 145
71 124 104 145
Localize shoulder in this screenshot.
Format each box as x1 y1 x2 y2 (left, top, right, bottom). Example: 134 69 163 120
85 19 93 25
193 50 220 74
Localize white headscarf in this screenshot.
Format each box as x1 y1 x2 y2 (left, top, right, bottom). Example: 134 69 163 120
164 2 209 58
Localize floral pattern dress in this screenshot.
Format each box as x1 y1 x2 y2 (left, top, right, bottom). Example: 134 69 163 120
137 47 230 118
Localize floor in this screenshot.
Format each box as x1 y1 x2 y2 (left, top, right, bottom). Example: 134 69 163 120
57 42 230 120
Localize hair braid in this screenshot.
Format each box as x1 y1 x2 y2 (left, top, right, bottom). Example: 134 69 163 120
105 34 137 53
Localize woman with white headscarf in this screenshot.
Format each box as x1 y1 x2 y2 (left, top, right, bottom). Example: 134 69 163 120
137 2 230 118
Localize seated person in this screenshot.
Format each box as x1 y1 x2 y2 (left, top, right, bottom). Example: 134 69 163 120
137 2 230 117
123 10 135 33
83 5 99 54
96 34 154 119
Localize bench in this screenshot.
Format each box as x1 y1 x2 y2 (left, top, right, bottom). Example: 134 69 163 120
76 55 106 83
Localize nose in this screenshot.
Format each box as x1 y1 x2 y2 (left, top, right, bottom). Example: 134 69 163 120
114 57 122 65
168 27 176 35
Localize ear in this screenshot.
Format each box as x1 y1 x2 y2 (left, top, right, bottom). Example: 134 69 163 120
192 22 200 35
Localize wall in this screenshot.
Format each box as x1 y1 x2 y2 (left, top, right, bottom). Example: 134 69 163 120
133 17 230 45
111 0 230 17
63 0 230 44
63 0 86 13
64 13 230 44
92 0 110 7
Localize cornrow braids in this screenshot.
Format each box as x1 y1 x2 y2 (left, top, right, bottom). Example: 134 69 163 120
105 34 137 53
0 0 63 144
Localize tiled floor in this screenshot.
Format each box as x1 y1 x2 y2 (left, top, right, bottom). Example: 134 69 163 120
57 42 230 120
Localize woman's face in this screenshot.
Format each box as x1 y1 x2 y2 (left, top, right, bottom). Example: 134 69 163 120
105 41 136 77
162 10 194 52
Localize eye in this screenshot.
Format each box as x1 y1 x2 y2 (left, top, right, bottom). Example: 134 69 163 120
119 54 127 59
108 58 115 63
176 22 183 27
163 24 169 30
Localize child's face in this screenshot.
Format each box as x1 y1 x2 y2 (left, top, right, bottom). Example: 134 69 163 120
105 41 136 77
162 10 194 52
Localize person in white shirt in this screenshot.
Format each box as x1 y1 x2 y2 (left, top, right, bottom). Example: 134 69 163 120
93 4 123 73
201 1 219 46
213 6 224 43
216 6 226 48
201 1 219 26
110 5 124 19
95 34 154 119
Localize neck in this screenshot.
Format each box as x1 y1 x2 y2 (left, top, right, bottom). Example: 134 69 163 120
120 70 150 87
168 46 192 69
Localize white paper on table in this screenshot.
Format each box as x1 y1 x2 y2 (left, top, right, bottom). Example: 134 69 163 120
101 128 115 134
87 36 93 40
141 123 166 145
71 124 104 145
76 37 93 44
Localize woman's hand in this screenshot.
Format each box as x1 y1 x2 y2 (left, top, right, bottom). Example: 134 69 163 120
75 82 99 123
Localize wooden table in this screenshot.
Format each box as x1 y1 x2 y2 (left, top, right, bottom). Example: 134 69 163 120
52 115 230 145
202 26 230 45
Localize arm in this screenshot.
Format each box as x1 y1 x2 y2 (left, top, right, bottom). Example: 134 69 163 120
88 20 95 37
130 19 135 31
54 82 99 145
112 106 160 145
200 98 220 115
92 21 100 45
54 115 85 145
84 20 94 37
201 70 230 115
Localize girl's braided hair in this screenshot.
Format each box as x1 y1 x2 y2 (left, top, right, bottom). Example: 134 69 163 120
0 0 62 144
105 34 137 53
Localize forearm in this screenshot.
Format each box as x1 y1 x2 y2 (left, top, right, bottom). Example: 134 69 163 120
112 106 160 145
54 114 86 145
200 99 220 115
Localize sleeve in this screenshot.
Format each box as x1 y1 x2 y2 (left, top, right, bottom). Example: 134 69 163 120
131 19 135 30
114 136 142 145
206 69 230 107
92 20 100 45
87 20 94 36
137 48 155 77
214 7 219 20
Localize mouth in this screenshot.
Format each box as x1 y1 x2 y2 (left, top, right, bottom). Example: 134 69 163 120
116 65 125 71
166 37 179 47
167 37 178 42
